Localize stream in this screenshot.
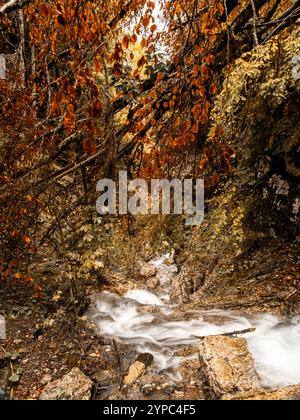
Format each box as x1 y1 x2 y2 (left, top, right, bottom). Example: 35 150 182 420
89 254 300 389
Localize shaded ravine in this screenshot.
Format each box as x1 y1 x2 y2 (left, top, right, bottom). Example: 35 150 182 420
89 255 300 389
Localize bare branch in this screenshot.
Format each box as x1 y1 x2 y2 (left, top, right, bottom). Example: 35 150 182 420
0 0 30 15
194 327 256 340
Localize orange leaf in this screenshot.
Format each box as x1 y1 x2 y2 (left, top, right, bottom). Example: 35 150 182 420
199 159 208 170
137 56 147 68
64 103 76 131
83 139 97 156
122 35 129 49
22 236 31 245
210 174 220 187
130 34 137 44
174 3 181 14
191 123 199 134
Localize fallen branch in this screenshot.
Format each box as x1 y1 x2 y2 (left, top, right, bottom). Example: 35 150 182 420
193 327 256 340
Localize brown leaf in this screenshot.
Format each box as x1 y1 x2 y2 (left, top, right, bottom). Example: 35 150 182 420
83 139 97 156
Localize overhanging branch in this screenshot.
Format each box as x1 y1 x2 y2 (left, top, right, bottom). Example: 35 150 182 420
0 0 30 15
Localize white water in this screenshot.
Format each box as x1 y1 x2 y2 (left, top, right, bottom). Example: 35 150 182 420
90 254 300 388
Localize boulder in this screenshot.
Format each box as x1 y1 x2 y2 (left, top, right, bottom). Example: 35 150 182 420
39 368 93 400
123 353 153 385
222 384 300 400
198 336 261 398
123 362 145 385
139 264 157 279
146 277 160 290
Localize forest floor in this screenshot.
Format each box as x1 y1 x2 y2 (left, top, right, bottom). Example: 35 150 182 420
1 280 100 400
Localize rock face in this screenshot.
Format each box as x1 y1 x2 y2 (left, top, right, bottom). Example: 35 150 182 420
39 368 93 400
222 384 300 400
198 336 261 398
171 266 204 304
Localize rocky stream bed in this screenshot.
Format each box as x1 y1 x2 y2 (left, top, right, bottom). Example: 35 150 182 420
35 253 300 400
1 252 300 400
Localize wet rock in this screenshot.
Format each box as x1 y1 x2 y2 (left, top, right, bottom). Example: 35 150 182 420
179 359 201 382
123 353 153 385
198 336 261 398
171 266 204 304
222 384 300 400
174 346 198 357
160 383 176 396
92 370 118 387
139 264 157 279
91 370 120 400
202 314 238 326
142 382 159 397
146 277 160 290
39 368 93 400
140 376 205 401
137 304 161 315
123 361 145 385
136 353 154 367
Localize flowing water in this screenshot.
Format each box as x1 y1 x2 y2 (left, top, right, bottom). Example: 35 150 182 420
89 254 300 389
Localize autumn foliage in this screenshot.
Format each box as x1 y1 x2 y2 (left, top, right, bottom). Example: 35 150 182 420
0 0 298 285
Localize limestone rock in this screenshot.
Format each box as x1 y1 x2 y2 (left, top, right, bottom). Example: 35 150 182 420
146 277 160 290
139 264 157 279
39 368 93 400
222 384 300 400
123 361 145 385
198 336 261 397
123 353 153 385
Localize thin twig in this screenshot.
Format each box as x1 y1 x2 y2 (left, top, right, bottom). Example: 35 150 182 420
112 339 124 390
250 0 259 46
